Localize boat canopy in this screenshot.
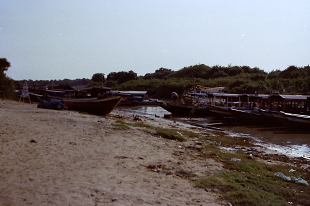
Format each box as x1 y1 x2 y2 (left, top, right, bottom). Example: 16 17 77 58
268 93 309 102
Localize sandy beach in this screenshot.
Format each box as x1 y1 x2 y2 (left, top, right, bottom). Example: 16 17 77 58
0 100 229 206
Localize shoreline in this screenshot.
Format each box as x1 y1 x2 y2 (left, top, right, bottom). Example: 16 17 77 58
1 100 309 205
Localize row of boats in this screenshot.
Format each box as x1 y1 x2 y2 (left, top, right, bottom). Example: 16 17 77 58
158 90 310 129
17 84 310 129
18 86 148 115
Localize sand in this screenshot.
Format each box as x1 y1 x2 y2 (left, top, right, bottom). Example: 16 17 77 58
0 100 229 206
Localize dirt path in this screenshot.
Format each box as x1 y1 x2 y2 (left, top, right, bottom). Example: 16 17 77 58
0 100 228 206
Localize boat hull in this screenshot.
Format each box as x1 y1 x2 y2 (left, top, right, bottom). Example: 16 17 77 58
281 112 310 128
208 105 233 117
230 108 267 124
159 103 210 116
63 96 122 115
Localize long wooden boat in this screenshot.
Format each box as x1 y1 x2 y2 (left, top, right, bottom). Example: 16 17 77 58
259 110 289 126
158 102 210 116
230 108 267 124
258 109 274 118
62 96 122 115
207 105 233 117
280 111 310 128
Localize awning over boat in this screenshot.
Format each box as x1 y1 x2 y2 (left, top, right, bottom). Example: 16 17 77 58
268 93 309 102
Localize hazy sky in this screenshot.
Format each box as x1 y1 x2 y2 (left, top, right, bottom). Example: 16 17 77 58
1 0 309 80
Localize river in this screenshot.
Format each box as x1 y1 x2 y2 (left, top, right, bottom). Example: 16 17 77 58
114 105 310 160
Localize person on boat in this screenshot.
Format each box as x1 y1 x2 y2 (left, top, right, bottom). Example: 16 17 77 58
97 92 107 99
171 92 178 104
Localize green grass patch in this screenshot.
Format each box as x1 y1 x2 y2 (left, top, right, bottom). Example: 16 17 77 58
138 128 153 134
178 130 200 138
197 144 310 206
210 135 255 147
155 128 186 142
111 120 130 130
113 119 187 142
130 122 155 129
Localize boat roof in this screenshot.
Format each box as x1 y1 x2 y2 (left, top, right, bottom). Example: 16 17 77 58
111 90 148 96
268 93 309 101
211 93 240 98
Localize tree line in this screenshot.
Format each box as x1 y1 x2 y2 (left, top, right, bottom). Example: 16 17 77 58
1 56 309 99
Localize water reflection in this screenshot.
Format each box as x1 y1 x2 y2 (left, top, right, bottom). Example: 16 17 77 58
114 105 310 159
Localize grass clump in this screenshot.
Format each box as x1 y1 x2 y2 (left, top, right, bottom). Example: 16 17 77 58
197 145 310 206
111 120 130 130
178 130 200 138
111 120 186 142
210 135 254 148
130 122 154 129
155 128 186 142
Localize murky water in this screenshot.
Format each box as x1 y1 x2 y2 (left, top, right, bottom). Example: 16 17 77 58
114 105 310 159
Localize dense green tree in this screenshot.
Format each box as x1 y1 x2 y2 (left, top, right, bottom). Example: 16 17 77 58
107 70 137 84
143 67 174 79
10 63 310 98
172 64 211 79
91 73 105 82
0 58 14 98
0 58 11 72
279 65 300 79
212 70 228 78
267 70 281 79
227 66 243 76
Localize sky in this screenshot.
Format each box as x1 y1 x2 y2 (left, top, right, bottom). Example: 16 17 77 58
1 0 309 81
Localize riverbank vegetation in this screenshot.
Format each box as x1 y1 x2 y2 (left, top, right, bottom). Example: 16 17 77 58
0 58 15 99
199 145 310 206
2 55 310 99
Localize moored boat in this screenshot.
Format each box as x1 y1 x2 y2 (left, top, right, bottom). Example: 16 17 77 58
158 102 210 116
207 105 233 117
230 108 267 124
62 96 122 115
280 111 310 129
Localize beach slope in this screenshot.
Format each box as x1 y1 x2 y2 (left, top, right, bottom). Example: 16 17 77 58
0 100 225 206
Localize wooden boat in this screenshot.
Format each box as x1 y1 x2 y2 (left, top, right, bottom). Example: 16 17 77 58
267 93 310 115
230 108 267 124
280 111 310 128
258 110 289 126
62 96 122 115
258 109 274 118
158 102 210 116
111 90 148 106
207 105 233 117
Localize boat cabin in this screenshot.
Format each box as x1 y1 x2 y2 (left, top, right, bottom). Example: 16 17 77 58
267 93 310 114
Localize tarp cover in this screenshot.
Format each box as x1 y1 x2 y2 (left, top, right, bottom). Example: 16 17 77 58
37 100 64 110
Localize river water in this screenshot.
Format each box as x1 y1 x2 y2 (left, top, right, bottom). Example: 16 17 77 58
114 105 310 160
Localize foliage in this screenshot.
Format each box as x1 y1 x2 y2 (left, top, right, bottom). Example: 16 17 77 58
107 70 137 84
111 120 130 130
144 67 174 79
155 128 186 141
91 73 105 82
0 58 11 72
12 63 310 97
0 58 15 99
